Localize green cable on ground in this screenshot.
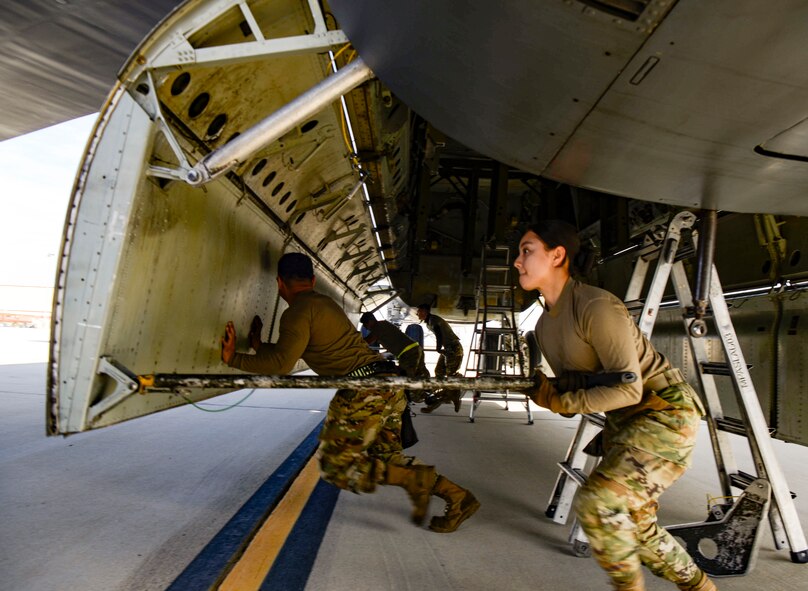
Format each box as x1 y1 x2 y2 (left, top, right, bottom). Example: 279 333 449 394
180 389 257 412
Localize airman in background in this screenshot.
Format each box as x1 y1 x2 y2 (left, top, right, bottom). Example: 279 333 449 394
360 312 430 402
417 303 464 413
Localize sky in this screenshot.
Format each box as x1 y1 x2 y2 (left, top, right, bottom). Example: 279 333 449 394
0 115 97 310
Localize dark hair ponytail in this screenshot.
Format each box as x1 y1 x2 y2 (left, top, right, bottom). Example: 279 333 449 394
526 220 594 277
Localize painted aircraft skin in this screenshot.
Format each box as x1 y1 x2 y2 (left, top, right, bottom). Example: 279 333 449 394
1 0 804 446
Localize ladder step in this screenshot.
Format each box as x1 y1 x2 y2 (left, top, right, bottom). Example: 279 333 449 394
715 416 747 436
484 265 511 272
475 327 517 335
474 393 531 403
731 470 797 499
484 245 510 252
480 305 513 313
476 349 520 356
557 462 588 487
624 299 645 313
701 361 753 375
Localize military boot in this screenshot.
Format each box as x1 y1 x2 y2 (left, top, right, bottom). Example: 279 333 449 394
428 475 480 533
677 570 717 591
421 392 443 413
384 463 438 525
447 389 462 412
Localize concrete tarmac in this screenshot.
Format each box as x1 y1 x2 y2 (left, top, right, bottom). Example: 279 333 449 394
1 327 807 590
0 327 333 591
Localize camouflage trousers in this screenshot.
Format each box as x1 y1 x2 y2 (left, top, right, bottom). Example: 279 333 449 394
434 343 463 378
574 381 703 588
399 346 430 402
317 386 416 494
398 345 430 379
433 343 464 404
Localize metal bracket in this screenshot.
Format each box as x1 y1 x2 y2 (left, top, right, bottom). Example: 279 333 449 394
148 0 348 70
637 210 696 339
317 222 367 250
138 70 195 182
667 479 771 577
88 357 141 425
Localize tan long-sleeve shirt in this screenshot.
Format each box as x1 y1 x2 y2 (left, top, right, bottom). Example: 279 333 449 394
535 278 669 414
228 290 382 376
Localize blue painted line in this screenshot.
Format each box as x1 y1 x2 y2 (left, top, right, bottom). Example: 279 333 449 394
167 420 325 591
259 480 341 591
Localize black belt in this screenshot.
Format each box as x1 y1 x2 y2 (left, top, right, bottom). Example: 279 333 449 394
347 360 398 378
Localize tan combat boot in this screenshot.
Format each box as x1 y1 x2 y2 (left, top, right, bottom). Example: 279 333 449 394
428 475 480 533
384 464 438 525
677 570 717 591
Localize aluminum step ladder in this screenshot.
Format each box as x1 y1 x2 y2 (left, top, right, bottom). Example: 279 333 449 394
466 243 531 424
546 210 808 573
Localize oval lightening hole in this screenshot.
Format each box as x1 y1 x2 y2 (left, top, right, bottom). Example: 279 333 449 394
301 120 318 133
252 159 267 176
171 72 191 96
262 171 277 187
285 199 298 213
279 191 291 205
271 182 285 197
295 212 306 224
188 93 210 118
207 114 227 137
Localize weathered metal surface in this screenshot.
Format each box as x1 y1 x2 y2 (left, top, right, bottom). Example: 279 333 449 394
668 479 771 576
142 374 536 392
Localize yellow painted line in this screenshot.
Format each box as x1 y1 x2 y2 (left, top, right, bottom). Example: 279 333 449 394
219 456 321 591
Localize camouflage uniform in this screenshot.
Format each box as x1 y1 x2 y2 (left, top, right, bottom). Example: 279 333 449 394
398 344 430 379
575 378 704 588
366 321 428 375
226 254 477 531
364 318 429 401
425 313 464 407
425 313 463 377
228 289 480 533
318 385 417 492
227 291 407 490
434 342 463 378
530 279 707 589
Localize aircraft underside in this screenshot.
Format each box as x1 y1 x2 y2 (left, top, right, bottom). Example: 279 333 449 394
42 0 808 455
